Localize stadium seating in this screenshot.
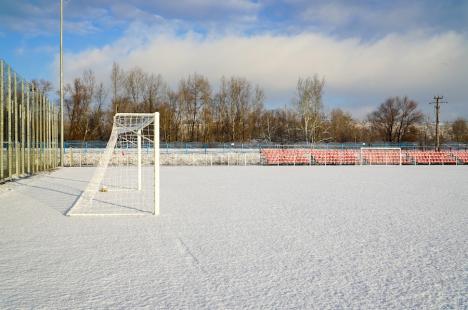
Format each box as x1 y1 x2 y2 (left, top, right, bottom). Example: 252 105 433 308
405 151 456 165
310 149 359 165
261 149 310 165
261 148 465 165
451 151 468 164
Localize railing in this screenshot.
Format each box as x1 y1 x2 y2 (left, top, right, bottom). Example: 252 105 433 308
61 143 468 167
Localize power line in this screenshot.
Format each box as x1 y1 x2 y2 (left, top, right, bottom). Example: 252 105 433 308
429 95 447 151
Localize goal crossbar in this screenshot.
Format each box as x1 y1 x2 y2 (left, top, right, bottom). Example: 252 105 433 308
66 112 160 216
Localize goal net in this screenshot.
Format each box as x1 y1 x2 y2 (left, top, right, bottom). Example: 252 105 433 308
360 147 402 165
67 113 160 216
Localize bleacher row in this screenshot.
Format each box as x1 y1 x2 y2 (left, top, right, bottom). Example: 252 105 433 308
261 149 468 165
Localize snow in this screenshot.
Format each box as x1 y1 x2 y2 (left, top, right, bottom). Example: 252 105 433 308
67 166 156 216
1 166 467 308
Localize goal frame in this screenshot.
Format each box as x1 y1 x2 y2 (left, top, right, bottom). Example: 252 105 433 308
66 112 160 216
360 147 402 166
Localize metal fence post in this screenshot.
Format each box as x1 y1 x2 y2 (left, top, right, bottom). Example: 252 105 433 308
39 91 42 171
7 65 12 179
30 88 34 173
44 97 47 170
52 105 56 168
0 60 3 180
26 83 30 174
52 106 55 168
32 88 37 173
56 106 58 168
47 99 51 169
21 80 25 175
42 93 46 171
50 100 53 168
14 72 18 177
38 91 41 171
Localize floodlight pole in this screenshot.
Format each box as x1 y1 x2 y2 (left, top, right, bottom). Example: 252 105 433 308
60 0 64 166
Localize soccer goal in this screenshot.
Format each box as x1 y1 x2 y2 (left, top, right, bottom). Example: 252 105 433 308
67 113 160 216
360 147 402 165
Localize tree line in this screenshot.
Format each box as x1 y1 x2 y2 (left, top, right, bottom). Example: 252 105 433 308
62 63 468 144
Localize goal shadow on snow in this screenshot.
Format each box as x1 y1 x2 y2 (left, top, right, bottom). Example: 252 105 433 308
12 180 82 215
67 197 153 216
42 175 91 185
14 179 152 216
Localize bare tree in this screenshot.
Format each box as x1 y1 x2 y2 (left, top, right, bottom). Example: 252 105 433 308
248 85 265 141
81 70 96 142
110 62 124 113
329 108 355 142
395 97 423 142
368 98 399 142
64 71 95 141
163 89 182 142
294 75 325 143
143 73 165 112
213 77 230 142
125 67 146 108
32 79 53 94
188 74 211 141
90 82 108 140
260 110 278 142
451 118 467 143
368 96 422 142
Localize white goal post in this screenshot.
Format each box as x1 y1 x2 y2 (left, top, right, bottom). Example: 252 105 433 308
67 113 160 216
360 147 402 165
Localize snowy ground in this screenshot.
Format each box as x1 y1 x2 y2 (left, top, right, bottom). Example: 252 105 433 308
0 166 467 308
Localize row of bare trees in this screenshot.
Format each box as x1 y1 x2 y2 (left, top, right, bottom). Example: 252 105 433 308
62 63 468 144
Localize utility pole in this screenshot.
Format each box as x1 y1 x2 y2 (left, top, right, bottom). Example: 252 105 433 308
429 95 447 151
60 0 64 166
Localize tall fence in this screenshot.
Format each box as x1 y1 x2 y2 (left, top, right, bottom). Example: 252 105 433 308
1 59 59 183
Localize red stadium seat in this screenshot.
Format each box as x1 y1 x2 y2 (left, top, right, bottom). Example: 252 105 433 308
451 151 468 164
261 149 310 165
310 149 358 165
405 151 456 165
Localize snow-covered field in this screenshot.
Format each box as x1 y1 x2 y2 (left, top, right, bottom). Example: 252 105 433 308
1 166 467 308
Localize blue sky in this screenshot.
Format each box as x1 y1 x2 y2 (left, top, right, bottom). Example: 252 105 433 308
1 0 467 120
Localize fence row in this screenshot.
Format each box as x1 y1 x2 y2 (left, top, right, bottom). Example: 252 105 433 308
61 147 468 166
0 59 59 183
64 148 261 166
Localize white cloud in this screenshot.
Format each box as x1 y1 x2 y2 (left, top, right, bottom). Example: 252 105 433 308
55 25 468 119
